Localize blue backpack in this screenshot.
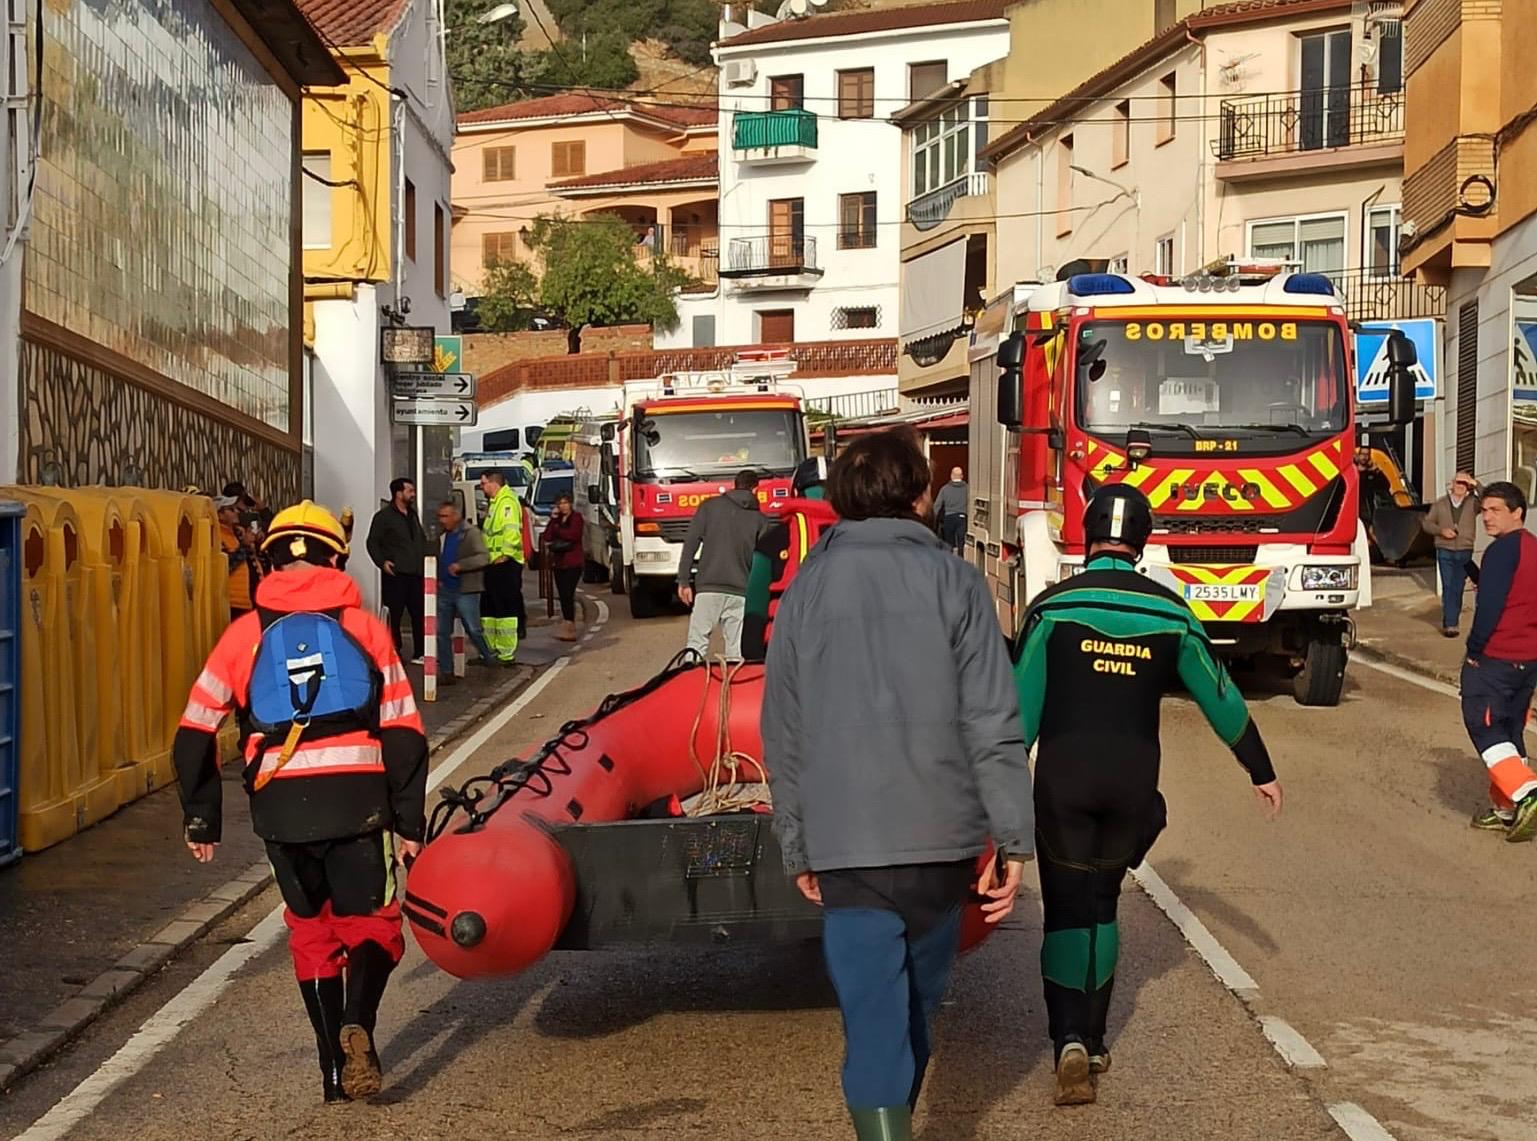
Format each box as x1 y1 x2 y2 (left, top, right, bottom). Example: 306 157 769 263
246 609 379 738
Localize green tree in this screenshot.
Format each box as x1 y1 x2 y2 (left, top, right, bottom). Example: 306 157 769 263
446 0 531 113
527 214 686 352
530 31 640 90
476 258 540 333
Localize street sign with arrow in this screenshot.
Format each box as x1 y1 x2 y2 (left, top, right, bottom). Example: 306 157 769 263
393 399 477 426
392 371 476 398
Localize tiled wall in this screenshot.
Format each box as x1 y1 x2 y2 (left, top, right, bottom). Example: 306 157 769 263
25 0 294 431
19 340 300 503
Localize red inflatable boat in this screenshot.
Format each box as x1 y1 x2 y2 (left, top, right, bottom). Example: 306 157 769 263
404 656 997 979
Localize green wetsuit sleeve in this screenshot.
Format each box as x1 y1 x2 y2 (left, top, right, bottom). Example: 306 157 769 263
1012 612 1050 750
1176 626 1276 784
744 549 773 618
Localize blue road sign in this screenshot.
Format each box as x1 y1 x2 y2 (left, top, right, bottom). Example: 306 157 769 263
1514 321 1537 404
1356 318 1438 405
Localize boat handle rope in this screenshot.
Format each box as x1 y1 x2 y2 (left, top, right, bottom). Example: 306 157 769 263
426 649 708 842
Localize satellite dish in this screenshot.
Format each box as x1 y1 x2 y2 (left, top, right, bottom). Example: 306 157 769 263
788 0 809 13
808 0 828 6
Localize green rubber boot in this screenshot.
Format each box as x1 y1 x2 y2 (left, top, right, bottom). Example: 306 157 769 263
849 1106 913 1141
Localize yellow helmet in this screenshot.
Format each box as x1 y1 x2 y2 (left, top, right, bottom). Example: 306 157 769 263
261 500 349 559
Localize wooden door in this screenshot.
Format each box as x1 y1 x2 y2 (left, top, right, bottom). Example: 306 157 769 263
768 198 804 268
759 310 795 344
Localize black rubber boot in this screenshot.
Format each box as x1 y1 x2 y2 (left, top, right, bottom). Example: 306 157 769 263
848 1106 913 1141
340 941 396 1100
298 977 348 1103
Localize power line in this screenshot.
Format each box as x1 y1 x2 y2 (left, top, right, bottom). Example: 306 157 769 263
454 197 1132 229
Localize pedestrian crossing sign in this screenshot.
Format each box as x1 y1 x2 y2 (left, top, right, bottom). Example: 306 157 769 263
1356 319 1438 405
1513 321 1537 404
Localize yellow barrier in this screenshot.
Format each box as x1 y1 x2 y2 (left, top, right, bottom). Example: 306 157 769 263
8 493 116 850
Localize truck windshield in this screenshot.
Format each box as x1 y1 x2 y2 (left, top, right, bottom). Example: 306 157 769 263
633 409 806 478
1074 318 1349 439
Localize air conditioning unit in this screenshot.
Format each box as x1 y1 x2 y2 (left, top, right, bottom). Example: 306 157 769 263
724 59 757 87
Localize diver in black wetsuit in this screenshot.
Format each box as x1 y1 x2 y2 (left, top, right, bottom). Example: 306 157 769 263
1012 484 1284 1106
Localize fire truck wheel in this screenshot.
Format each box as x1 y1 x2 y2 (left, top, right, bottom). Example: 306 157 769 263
1292 638 1346 707
610 553 627 595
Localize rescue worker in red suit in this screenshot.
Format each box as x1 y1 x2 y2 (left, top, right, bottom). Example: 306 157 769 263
742 456 840 662
174 501 428 1103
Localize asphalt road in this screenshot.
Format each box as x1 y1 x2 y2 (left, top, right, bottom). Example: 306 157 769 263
1 598 1527 1140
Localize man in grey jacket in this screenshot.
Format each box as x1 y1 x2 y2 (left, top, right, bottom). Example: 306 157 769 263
434 500 495 680
762 428 1033 1141
933 466 969 555
677 470 768 660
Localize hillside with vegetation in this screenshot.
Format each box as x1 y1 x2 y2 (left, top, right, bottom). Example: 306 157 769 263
447 0 924 113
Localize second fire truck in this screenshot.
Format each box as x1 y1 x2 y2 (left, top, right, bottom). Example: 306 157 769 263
967 262 1417 706
571 350 810 619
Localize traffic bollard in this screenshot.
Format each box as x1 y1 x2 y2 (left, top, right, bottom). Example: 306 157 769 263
423 556 437 703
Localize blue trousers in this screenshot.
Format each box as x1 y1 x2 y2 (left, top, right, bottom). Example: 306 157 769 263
1437 549 1474 630
821 905 962 1111
437 589 496 666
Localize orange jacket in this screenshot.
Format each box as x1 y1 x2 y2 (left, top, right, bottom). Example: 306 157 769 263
174 564 427 845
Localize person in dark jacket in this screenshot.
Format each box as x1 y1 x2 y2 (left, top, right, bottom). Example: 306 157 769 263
677 470 769 660
366 478 427 662
435 500 495 679
933 467 969 555
762 428 1033 1141
542 492 585 642
1462 481 1537 841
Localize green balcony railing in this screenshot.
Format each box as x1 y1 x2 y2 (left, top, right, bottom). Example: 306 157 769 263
732 108 818 152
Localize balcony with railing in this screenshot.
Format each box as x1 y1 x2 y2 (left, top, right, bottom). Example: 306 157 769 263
731 109 818 166
1327 267 1446 323
1214 84 1404 177
720 235 823 291
907 171 992 231
804 388 901 422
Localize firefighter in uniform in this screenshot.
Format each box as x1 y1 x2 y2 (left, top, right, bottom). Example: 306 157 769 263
1012 484 1283 1106
479 469 525 664
742 456 839 662
174 501 428 1103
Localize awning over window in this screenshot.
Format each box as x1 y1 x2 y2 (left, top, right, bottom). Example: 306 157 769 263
899 238 967 349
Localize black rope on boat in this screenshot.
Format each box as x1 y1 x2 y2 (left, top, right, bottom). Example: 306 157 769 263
425 649 706 842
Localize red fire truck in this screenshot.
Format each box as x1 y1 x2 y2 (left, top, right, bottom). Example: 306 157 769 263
967 262 1417 706
573 350 810 619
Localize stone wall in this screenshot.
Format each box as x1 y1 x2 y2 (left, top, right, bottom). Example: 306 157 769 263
464 325 654 377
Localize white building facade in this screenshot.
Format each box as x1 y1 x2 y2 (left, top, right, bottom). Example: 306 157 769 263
659 0 1011 351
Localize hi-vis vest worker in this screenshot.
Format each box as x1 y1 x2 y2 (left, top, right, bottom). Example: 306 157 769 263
479 471 525 664
743 456 839 663
173 500 428 1105
1011 484 1282 1108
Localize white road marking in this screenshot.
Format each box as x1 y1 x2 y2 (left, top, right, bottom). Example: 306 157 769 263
1258 1016 1327 1069
1355 655 1460 699
1129 862 1260 1000
12 650 580 1141
1327 1102 1400 1141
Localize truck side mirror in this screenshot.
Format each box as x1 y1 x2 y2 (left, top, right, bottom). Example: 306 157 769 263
587 484 601 505
600 423 616 443
1386 330 1418 426
997 331 1025 428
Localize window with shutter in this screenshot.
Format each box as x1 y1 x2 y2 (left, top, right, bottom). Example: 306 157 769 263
482 231 519 266
552 141 586 178
483 146 516 182
404 179 417 260
1456 300 1479 474
909 61 946 101
838 192 877 250
770 75 804 111
838 69 874 119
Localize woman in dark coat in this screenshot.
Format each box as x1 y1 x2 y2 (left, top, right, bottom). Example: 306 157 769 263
541 492 585 642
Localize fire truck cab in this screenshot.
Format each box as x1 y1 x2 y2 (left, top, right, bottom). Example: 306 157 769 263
969 262 1418 706
576 350 810 619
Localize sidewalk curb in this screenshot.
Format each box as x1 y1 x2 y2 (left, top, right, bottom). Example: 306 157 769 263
1354 639 1462 689
0 653 550 1094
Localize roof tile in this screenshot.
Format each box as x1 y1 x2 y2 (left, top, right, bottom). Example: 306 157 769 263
294 0 407 48
548 151 718 191
458 92 717 128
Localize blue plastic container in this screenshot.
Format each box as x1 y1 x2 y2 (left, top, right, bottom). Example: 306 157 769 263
0 500 23 867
